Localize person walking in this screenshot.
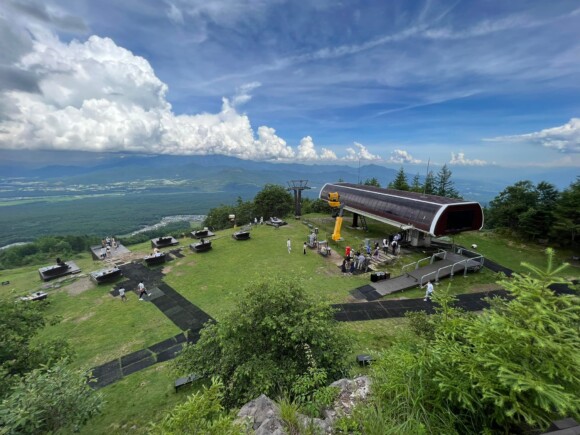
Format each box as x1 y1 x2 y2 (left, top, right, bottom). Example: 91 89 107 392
391 239 398 255
138 281 150 300
287 238 292 253
118 287 127 302
424 281 434 301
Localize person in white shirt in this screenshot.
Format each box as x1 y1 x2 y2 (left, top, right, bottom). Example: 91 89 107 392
287 238 292 253
424 281 434 301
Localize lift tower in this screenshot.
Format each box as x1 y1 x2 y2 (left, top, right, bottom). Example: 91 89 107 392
287 180 311 217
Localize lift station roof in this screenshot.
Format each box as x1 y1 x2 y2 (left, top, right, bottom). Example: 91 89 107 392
319 183 484 237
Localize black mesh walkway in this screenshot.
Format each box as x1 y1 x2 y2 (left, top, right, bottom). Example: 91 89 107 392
91 262 213 389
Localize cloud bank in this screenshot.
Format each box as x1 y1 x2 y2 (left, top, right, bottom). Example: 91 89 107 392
449 152 487 166
387 149 421 164
486 118 580 153
344 142 381 161
0 32 340 161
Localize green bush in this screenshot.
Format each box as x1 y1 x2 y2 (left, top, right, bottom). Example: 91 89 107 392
173 276 352 407
365 252 580 433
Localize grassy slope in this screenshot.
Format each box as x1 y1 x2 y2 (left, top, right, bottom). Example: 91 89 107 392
2 216 576 433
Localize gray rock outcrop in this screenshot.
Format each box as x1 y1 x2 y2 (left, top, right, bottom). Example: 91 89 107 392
235 376 371 434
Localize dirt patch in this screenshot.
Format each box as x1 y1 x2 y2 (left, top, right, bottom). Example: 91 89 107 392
74 312 95 323
174 271 184 277
186 261 196 267
470 283 503 292
65 277 95 296
162 266 173 274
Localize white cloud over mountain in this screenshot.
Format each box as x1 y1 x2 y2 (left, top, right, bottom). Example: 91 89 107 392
449 152 487 166
486 118 580 153
0 32 337 161
344 142 381 161
387 149 421 164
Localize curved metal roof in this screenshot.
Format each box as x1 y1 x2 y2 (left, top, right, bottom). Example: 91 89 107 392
319 183 484 237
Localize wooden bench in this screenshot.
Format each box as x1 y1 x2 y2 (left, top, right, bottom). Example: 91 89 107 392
174 374 201 393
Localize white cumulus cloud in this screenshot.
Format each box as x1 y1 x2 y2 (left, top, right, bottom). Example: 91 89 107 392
387 149 421 164
449 152 487 166
0 32 344 161
295 136 338 160
344 142 381 161
486 118 580 153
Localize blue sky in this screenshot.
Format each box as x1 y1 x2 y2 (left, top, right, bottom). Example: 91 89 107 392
0 0 579 171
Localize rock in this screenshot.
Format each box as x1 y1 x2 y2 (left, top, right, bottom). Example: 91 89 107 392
236 377 371 434
237 394 278 430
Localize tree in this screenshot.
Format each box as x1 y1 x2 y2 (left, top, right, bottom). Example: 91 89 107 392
434 164 461 198
388 167 409 191
487 180 538 230
203 204 236 230
423 170 436 195
0 300 72 397
173 277 351 406
363 177 381 187
253 184 293 219
0 360 103 434
410 173 422 192
364 252 580 434
551 177 580 246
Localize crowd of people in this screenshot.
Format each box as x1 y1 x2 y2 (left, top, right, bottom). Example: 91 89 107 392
100 236 117 259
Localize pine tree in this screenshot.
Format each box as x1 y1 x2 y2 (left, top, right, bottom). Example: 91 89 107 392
551 177 580 245
434 164 461 198
423 171 436 195
410 174 422 192
363 177 380 187
388 167 409 191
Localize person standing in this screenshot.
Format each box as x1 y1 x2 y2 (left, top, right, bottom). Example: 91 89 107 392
303 242 307 255
391 239 398 255
382 238 388 254
424 281 434 301
118 287 127 302
287 238 292 254
138 281 150 300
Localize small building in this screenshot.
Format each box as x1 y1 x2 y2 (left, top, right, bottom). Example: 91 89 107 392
319 183 484 246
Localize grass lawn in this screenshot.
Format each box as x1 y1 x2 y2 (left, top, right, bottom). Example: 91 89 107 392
2 214 575 431
455 230 579 279
65 362 197 435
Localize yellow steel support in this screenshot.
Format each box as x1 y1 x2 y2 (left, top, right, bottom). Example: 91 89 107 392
332 216 343 241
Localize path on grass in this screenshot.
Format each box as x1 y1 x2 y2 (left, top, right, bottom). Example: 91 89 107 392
91 256 213 389
90 251 576 389
332 257 576 321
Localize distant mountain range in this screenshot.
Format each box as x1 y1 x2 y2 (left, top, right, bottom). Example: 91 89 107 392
0 151 577 204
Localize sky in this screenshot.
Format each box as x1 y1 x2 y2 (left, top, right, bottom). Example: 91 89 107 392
0 0 579 172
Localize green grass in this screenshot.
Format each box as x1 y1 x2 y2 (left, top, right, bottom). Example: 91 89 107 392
2 216 576 431
454 230 579 278
66 362 197 434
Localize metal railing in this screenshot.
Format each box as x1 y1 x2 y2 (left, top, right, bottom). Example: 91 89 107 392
419 255 485 287
402 249 447 274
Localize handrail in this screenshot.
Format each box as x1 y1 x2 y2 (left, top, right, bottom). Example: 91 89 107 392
430 250 447 264
402 249 448 274
420 255 485 286
419 270 438 287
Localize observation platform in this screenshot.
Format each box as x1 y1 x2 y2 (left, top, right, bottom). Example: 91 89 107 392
90 244 131 261
351 249 484 301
